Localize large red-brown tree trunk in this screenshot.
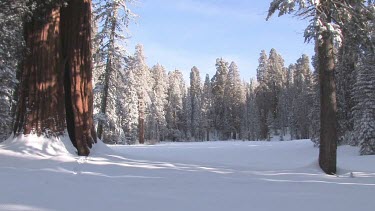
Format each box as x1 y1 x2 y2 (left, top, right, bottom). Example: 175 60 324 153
14 0 96 156
61 0 96 155
14 8 66 136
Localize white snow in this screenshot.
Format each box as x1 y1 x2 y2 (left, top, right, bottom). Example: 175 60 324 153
0 137 374 211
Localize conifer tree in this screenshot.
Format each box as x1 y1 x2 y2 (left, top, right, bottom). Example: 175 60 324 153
189 66 202 140
353 56 375 155
13 0 96 155
93 0 135 142
201 74 213 141
166 70 186 141
122 68 139 144
255 50 271 140
225 62 245 139
267 0 374 174
266 49 285 134
149 64 168 142
130 44 152 144
0 0 24 139
211 58 229 139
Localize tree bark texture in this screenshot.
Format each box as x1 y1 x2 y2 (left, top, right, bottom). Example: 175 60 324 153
14 8 65 136
14 0 96 156
61 0 96 155
318 30 337 175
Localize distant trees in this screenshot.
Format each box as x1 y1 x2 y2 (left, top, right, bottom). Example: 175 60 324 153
211 58 230 139
166 70 186 141
189 66 202 141
226 62 245 139
149 64 168 142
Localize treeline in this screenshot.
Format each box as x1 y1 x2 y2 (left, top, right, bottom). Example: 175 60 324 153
0 0 374 158
94 45 316 144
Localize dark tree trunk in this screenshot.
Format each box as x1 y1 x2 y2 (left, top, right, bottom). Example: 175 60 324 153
318 29 337 175
14 0 96 156
139 117 145 144
138 96 145 144
61 0 96 156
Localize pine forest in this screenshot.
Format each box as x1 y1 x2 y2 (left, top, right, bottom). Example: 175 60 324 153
0 2 375 207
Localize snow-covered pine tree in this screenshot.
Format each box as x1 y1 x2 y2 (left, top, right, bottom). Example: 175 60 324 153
267 0 373 174
256 50 268 83
149 63 168 142
255 50 271 140
189 66 202 141
245 79 260 141
310 56 321 147
225 62 245 139
291 55 313 139
183 88 192 140
353 55 375 155
130 44 152 144
93 0 135 143
266 48 285 135
286 64 296 139
336 2 375 146
166 70 186 141
121 67 139 144
211 58 229 140
352 7 375 154
0 1 25 140
201 74 213 141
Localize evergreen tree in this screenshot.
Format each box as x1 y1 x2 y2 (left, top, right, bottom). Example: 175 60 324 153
149 64 168 142
166 70 186 141
211 58 229 139
93 0 135 143
121 68 139 144
189 66 202 141
267 0 374 174
245 79 260 141
130 44 152 144
255 50 271 140
266 48 285 134
13 0 96 155
353 56 375 155
201 74 213 141
225 62 245 139
256 50 268 83
291 55 313 139
0 0 24 139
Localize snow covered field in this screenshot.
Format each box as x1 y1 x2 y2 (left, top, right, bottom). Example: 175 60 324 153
1 137 375 211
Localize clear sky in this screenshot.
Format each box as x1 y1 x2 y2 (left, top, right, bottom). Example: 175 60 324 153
127 0 315 81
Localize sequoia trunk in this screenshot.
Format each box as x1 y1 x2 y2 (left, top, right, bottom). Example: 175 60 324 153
14 8 66 136
61 0 96 155
14 0 96 156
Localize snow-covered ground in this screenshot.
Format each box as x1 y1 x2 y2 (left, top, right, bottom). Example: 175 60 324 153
1 136 374 211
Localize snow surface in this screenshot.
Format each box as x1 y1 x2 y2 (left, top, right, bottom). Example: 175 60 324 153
0 137 375 211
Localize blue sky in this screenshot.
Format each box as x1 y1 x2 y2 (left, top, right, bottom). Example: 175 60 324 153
127 0 315 81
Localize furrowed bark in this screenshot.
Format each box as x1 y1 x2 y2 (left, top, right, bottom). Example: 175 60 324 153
14 8 65 136
61 0 96 156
